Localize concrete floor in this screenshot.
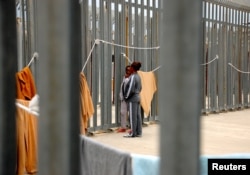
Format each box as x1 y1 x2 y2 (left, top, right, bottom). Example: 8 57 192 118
25 109 250 175
90 108 250 156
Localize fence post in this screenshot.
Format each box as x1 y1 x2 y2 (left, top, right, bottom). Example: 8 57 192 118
0 1 18 174
159 0 202 174
37 0 81 174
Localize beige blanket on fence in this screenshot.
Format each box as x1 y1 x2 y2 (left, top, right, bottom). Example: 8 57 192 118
80 72 95 135
138 71 157 116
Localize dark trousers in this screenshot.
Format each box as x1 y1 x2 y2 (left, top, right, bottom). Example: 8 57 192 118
128 102 142 136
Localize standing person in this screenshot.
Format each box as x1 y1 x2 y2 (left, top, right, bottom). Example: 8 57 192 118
117 65 131 132
123 61 142 138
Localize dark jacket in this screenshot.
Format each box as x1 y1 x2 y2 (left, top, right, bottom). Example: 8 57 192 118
123 73 142 102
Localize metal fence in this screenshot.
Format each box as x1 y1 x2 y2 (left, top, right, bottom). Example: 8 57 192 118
80 0 160 132
201 0 250 113
15 0 160 132
1 0 249 174
14 0 250 130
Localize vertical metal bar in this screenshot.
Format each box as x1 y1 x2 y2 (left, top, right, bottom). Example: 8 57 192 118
138 0 142 63
21 0 27 63
211 4 217 112
142 1 147 70
218 4 223 111
106 0 112 126
98 0 104 129
227 7 230 110
134 0 138 60
232 8 236 109
121 0 126 57
145 0 151 120
37 0 80 174
91 0 99 130
240 10 243 108
68 1 81 173
243 11 248 107
151 0 159 119
128 0 133 60
120 0 128 126
146 0 151 70
210 3 214 111
80 0 86 72
218 5 224 111
159 0 201 174
206 2 211 112
140 0 144 65
246 12 250 107
242 10 245 108
235 9 240 108
225 6 228 109
248 11 249 107
201 1 207 113
227 7 233 110
151 0 156 70
114 0 122 125
85 0 91 82
100 0 108 129
101 0 106 127
17 12 23 70
27 0 37 79
0 1 18 174
26 0 31 60
223 6 228 111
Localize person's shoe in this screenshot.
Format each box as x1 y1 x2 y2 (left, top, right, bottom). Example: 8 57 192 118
117 128 126 133
127 129 132 134
123 133 136 138
136 135 142 137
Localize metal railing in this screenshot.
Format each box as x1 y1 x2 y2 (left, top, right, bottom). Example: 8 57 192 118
80 0 159 132
13 0 250 129
1 0 250 175
201 0 250 113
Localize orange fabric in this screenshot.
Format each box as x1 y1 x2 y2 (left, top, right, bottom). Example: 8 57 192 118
16 100 38 175
25 109 38 173
79 72 95 135
138 71 157 116
16 100 27 175
16 67 38 174
16 67 37 100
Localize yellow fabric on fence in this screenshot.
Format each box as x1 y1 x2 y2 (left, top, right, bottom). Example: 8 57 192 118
80 72 95 135
138 71 157 116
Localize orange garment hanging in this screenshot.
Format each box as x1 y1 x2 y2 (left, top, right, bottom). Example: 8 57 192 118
137 71 157 116
16 66 38 174
16 66 37 100
16 100 38 175
79 72 95 135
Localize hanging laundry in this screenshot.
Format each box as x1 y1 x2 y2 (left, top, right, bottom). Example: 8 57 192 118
16 66 37 100
16 94 39 116
16 99 38 175
137 71 157 116
16 66 38 174
79 72 94 135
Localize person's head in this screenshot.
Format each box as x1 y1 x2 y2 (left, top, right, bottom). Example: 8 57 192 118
130 61 141 72
125 65 131 78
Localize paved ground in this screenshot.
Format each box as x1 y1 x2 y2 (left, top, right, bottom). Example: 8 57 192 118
90 108 250 156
